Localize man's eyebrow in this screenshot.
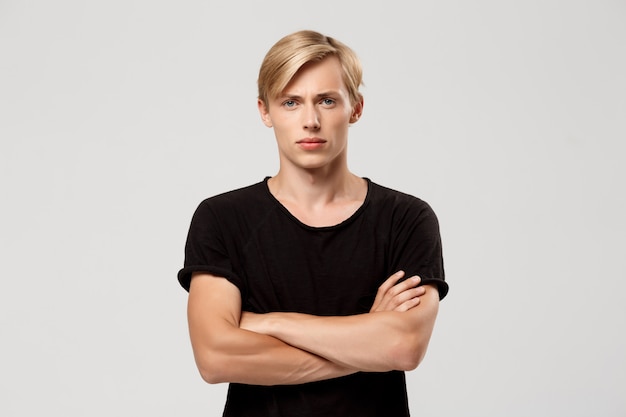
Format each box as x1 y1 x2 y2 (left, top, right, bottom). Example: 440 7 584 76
279 91 340 100
280 93 303 100
316 91 340 98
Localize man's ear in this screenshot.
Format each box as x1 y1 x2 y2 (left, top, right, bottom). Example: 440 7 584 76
349 95 364 124
258 99 273 128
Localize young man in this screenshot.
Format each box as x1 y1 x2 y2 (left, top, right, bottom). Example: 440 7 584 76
178 30 448 417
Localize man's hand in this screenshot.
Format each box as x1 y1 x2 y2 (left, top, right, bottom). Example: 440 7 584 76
369 270 425 313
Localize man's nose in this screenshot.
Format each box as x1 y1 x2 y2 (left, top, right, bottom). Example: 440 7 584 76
303 105 321 130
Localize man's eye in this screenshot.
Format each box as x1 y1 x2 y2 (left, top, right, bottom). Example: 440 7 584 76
283 100 296 107
322 98 335 105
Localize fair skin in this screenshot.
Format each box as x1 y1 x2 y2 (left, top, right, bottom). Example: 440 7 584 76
187 55 440 385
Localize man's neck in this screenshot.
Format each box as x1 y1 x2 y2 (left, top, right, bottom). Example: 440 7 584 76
268 166 368 227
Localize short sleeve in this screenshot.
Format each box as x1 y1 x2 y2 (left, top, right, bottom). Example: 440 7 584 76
390 199 448 300
177 200 245 295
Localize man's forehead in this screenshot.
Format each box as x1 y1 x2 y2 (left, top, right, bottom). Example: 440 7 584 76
279 60 346 96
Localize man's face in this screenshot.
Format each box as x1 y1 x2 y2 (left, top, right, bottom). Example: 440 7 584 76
258 56 362 173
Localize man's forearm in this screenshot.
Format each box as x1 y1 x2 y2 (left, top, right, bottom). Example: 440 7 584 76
194 324 357 385
240 286 440 372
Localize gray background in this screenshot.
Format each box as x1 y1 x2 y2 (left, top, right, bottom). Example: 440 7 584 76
1 0 625 416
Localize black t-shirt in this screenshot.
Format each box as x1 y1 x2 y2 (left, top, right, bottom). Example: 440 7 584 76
178 178 448 417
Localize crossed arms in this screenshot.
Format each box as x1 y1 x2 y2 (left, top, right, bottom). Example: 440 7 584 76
187 271 440 386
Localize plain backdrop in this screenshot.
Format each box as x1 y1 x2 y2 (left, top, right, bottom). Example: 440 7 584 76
1 1 625 416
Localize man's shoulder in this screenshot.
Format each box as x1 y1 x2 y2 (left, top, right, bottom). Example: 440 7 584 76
199 179 269 208
368 180 433 212
189 179 275 227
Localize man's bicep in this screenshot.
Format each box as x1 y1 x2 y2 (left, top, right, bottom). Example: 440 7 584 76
186 273 245 383
188 273 242 337
404 284 440 363
408 284 440 325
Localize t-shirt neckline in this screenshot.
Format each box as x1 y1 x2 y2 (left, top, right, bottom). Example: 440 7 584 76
262 176 372 231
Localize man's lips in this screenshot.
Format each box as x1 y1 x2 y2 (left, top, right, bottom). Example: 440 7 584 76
296 138 326 144
296 138 326 150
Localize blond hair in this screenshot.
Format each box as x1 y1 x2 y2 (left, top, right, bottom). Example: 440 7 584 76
257 30 363 106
